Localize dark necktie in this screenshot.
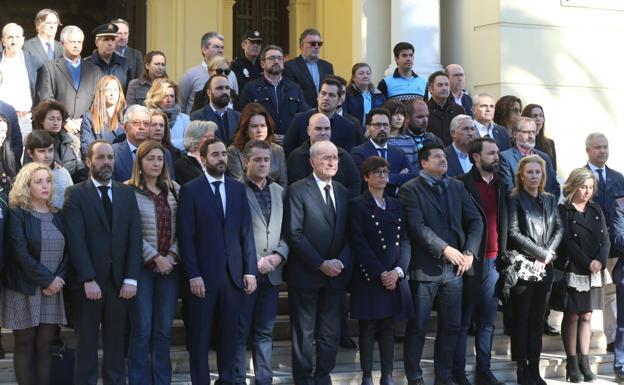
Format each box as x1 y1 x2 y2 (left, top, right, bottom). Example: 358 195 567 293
217 112 229 146
484 133 491 138
377 148 387 159
46 42 54 60
212 181 225 220
132 148 137 161
98 185 113 227
597 169 607 207
324 184 335 226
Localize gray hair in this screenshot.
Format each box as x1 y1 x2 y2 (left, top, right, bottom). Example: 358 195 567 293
511 117 535 134
183 120 217 151
201 31 224 48
449 114 473 133
585 132 608 149
123 104 150 124
2 23 23 37
310 140 337 158
59 25 83 42
472 92 494 105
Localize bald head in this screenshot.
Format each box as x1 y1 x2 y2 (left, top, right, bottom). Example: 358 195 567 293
307 112 331 144
1 23 24 55
445 64 465 95
406 99 429 134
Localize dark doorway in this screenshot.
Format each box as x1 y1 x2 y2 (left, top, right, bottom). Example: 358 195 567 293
233 0 289 58
0 0 146 56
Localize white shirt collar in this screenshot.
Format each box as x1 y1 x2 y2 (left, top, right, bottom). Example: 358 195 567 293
587 162 605 172
91 177 112 189
370 139 387 150
205 172 225 184
313 173 332 190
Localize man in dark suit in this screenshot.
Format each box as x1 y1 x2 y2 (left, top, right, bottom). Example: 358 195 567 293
23 9 62 65
584 132 624 352
351 108 416 196
444 114 476 177
472 93 511 151
35 25 103 120
426 71 466 146
234 140 289 385
63 139 142 385
112 19 144 80
283 77 364 156
610 197 624 382
286 140 351 385
453 138 508 385
190 74 240 146
287 113 361 197
112 105 174 182
499 117 560 199
84 24 131 90
446 64 473 118
178 137 257 385
283 28 334 108
398 143 483 385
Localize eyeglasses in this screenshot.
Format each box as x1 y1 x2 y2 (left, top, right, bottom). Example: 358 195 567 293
369 122 390 128
130 120 150 127
264 56 283 62
307 41 323 47
371 169 389 177
214 68 231 76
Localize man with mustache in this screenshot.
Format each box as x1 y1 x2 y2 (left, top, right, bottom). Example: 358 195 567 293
444 114 475 177
399 143 483 385
239 45 308 141
350 108 415 197
63 139 142 385
453 138 508 385
178 137 257 385
190 74 240 147
499 117 560 198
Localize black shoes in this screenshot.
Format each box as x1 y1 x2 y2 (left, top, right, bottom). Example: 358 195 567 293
475 371 504 385
528 360 546 385
361 377 374 385
408 378 425 385
578 354 597 382
516 360 536 385
615 371 624 383
339 335 358 350
379 374 395 385
452 373 472 385
565 355 583 383
543 322 560 336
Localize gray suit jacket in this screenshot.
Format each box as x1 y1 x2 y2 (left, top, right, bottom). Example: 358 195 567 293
23 37 62 65
245 180 289 285
35 57 103 119
122 46 144 80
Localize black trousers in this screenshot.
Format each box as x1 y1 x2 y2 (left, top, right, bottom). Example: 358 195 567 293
359 318 395 375
289 285 344 385
73 275 130 385
509 279 548 361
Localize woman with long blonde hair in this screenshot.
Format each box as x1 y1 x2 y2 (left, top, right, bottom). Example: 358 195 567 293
80 75 127 156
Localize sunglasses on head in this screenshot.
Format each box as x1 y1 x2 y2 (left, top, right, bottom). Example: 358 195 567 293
215 68 231 76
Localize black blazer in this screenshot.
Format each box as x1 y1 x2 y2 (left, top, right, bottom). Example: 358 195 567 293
189 106 240 146
23 37 62 65
444 145 468 178
174 155 203 185
3 207 67 295
123 46 144 80
62 179 142 290
285 175 351 290
474 123 511 152
283 55 334 108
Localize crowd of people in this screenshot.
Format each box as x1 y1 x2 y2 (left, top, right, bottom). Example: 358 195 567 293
0 7 623 385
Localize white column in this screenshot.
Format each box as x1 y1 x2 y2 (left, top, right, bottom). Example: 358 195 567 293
385 0 442 77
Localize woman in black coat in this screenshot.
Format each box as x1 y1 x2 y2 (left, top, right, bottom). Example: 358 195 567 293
557 167 610 382
349 156 412 385
506 155 563 385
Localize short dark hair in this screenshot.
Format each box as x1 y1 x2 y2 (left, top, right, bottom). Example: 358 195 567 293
260 45 283 61
34 9 61 28
32 100 69 131
393 42 414 58
326 74 347 88
85 139 113 161
299 28 321 45
200 31 223 48
320 77 344 98
199 137 224 158
467 137 497 164
404 99 427 118
25 130 54 151
207 74 229 90
361 156 389 177
243 139 271 160
365 108 391 125
427 70 449 86
418 143 444 168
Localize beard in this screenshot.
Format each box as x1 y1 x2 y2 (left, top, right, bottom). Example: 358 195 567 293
211 94 230 109
205 161 227 177
371 131 388 146
91 164 113 182
267 65 282 76
481 161 500 174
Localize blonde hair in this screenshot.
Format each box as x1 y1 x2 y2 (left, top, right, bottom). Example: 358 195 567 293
9 162 56 212
208 55 230 72
563 167 596 204
512 155 546 196
90 75 126 135
145 78 180 109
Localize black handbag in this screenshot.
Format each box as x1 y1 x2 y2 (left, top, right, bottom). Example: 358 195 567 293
49 336 75 385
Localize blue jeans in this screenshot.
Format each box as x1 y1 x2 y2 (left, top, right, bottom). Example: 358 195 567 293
453 258 499 375
404 264 463 382
127 266 180 385
234 277 280 385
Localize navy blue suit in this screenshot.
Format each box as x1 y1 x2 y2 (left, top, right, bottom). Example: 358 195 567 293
112 140 175 182
283 109 365 156
189 106 240 146
499 146 560 199
178 175 257 385
473 123 511 152
608 197 624 372
444 145 471 178
585 164 624 225
350 140 416 196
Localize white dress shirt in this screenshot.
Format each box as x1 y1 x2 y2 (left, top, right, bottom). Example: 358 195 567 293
205 173 226 216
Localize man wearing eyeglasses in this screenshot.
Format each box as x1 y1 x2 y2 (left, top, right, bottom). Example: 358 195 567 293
239 44 308 142
112 104 175 182
351 108 416 197
283 28 334 108
231 30 264 92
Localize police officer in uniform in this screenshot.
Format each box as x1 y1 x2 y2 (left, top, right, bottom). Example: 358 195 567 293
232 30 264 93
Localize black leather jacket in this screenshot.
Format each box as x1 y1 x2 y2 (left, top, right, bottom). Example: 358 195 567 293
508 190 563 261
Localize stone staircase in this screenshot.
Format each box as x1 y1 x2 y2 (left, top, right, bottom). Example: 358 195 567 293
0 291 618 384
